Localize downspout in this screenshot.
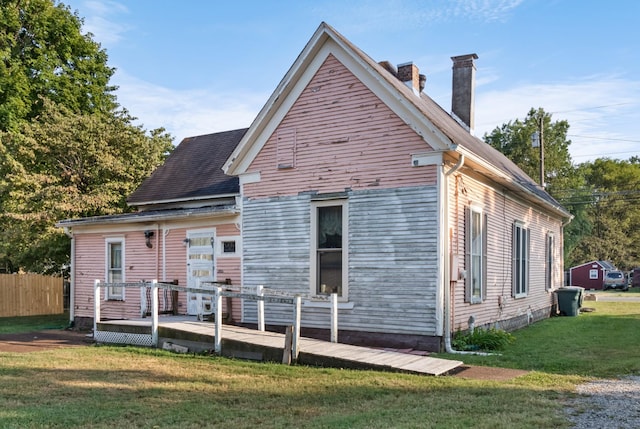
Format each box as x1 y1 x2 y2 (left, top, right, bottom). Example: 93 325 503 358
442 155 494 356
63 227 75 326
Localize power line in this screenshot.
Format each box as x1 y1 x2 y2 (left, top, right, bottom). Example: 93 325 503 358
568 134 640 144
550 102 632 115
572 149 640 159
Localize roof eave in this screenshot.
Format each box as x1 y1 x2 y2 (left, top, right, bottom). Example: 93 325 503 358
56 206 239 229
454 147 573 221
127 192 239 208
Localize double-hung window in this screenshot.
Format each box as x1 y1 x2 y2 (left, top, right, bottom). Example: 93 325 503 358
545 232 555 291
465 206 487 303
512 222 530 298
311 200 348 300
106 238 124 300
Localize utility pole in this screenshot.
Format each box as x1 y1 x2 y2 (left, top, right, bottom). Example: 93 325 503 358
531 115 545 188
539 115 544 188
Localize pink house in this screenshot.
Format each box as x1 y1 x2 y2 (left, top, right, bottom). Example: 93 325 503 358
58 23 572 352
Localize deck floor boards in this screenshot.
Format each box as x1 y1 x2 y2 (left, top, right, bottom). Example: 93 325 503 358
96 317 462 376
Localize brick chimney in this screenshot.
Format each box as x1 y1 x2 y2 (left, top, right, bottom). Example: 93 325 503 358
397 62 424 95
451 54 478 132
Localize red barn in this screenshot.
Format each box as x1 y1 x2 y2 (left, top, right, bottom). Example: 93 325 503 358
569 261 615 290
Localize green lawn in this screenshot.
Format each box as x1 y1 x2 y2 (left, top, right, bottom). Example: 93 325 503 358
0 312 69 334
0 300 638 428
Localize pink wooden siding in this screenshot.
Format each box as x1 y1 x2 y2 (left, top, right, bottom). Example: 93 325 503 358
244 54 437 199
448 169 564 332
72 222 242 322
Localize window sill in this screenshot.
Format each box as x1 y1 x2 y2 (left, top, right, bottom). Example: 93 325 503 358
303 300 354 309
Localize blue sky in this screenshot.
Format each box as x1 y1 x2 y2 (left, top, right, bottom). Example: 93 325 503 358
62 0 640 163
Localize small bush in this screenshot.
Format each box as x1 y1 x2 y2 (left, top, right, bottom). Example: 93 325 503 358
452 327 515 351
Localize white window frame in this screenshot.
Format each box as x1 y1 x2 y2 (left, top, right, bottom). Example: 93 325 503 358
468 206 485 304
105 237 125 301
310 199 348 301
216 235 241 257
545 232 555 291
512 222 530 298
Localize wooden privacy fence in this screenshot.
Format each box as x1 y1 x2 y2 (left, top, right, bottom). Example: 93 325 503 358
0 274 64 317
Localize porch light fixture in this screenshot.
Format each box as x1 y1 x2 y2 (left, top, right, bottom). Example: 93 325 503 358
182 238 190 247
144 230 154 248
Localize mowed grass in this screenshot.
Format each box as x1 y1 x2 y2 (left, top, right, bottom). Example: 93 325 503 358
1 297 638 428
438 299 640 378
0 312 69 334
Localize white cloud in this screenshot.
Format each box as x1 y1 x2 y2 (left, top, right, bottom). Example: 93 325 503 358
475 75 640 162
76 1 130 44
111 70 266 143
328 0 523 32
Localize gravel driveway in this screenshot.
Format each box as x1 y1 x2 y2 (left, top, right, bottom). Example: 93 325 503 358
565 291 640 428
565 376 640 428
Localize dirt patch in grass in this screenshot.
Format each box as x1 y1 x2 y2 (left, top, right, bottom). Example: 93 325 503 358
451 365 529 381
0 329 92 352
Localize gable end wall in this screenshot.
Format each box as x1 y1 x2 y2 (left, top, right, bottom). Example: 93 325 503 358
243 54 437 199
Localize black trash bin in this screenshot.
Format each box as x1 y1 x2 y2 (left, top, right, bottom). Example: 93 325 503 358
556 286 584 316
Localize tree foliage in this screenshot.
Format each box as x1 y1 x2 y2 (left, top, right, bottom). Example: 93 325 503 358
0 101 173 273
0 0 117 131
484 107 588 266
484 108 640 272
484 107 574 193
566 159 640 271
0 1 173 273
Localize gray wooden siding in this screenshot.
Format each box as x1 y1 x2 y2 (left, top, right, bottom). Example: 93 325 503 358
242 185 439 336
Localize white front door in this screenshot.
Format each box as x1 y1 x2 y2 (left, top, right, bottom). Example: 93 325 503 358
186 230 216 315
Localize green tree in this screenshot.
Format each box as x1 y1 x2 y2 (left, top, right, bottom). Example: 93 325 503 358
568 158 640 270
484 107 587 266
0 0 116 131
0 1 173 273
484 107 574 192
0 100 173 273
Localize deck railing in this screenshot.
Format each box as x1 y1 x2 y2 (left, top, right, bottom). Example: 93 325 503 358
93 280 339 362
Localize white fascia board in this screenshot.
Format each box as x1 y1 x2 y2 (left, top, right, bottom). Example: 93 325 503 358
128 193 239 208
56 207 239 231
239 171 261 185
223 27 333 176
456 146 571 219
330 50 452 152
224 23 453 176
411 151 444 167
225 41 332 176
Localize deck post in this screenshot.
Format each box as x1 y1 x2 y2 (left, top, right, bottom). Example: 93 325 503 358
151 280 159 347
257 285 265 331
93 280 100 337
330 293 338 343
214 286 222 354
292 295 301 362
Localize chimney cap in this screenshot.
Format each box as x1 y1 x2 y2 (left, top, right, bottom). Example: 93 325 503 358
451 53 478 68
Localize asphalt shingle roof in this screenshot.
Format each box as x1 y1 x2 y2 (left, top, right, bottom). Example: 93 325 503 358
127 128 247 205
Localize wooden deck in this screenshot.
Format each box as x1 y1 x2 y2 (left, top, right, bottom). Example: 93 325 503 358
96 317 462 376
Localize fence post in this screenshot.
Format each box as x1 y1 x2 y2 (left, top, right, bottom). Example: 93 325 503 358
292 295 301 363
151 280 159 347
214 286 222 354
257 285 265 331
93 280 100 337
330 293 338 343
